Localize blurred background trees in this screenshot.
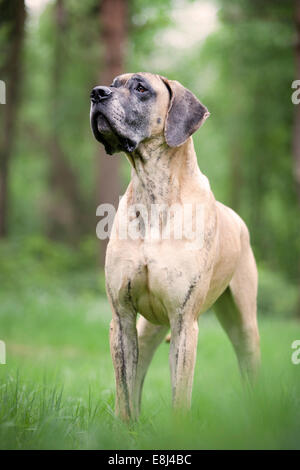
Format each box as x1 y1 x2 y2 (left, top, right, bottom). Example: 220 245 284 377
0 0 299 318
0 0 25 237
97 0 129 264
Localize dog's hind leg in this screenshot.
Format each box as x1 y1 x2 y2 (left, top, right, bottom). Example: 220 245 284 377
135 316 169 415
214 240 260 382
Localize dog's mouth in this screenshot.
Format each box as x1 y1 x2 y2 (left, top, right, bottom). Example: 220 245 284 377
91 110 137 155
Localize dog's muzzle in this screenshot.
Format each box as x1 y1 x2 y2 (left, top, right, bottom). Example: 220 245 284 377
90 87 138 154
90 86 114 141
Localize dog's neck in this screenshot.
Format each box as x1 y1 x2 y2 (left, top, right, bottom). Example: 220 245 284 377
126 136 204 208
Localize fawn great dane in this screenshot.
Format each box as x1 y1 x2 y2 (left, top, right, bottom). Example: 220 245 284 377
90 72 260 421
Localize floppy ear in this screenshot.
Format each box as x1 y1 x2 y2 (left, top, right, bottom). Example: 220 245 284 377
161 77 210 148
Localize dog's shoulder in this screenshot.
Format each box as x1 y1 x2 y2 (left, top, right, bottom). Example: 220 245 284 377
216 201 250 242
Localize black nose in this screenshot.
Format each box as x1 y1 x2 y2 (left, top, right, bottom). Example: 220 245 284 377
90 86 112 103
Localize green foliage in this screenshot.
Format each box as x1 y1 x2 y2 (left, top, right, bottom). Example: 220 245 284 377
258 265 298 318
0 299 300 449
0 236 105 295
3 0 298 303
129 0 173 67
1 0 299 452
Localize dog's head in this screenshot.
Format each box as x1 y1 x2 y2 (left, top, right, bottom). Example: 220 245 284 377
90 72 210 155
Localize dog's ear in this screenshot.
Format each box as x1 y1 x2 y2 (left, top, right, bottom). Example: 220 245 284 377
160 77 210 148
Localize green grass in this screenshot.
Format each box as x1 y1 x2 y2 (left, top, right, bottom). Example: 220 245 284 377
0 274 300 449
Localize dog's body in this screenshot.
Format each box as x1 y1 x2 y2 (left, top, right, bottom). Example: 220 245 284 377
90 73 260 421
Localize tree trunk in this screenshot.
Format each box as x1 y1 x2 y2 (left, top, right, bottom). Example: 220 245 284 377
294 1 300 206
293 0 300 317
96 0 129 266
0 0 26 237
47 0 85 241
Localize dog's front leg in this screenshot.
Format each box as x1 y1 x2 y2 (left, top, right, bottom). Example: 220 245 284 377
109 302 138 422
169 315 199 411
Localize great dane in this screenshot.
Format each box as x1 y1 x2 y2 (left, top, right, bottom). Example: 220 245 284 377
90 72 260 421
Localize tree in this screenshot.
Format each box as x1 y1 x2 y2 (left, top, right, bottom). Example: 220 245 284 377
0 0 26 237
96 0 129 265
47 0 85 240
293 0 300 316
293 1 300 211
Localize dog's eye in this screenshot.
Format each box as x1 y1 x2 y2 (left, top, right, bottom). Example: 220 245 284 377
136 84 147 93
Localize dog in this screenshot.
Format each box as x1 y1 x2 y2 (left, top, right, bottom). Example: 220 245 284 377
90 72 260 421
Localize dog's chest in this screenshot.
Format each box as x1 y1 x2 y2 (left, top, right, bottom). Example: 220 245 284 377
106 240 205 325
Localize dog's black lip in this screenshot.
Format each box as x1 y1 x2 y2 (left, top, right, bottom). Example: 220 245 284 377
92 109 112 131
91 110 137 154
98 112 113 133
90 110 114 155
91 109 112 139
120 137 137 153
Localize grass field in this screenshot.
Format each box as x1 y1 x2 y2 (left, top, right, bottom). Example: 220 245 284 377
0 264 300 450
